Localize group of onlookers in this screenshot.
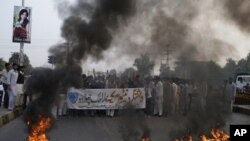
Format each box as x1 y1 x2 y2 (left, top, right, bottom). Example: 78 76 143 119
71 73 199 117
1 63 236 117
79 73 144 117
0 63 26 111
145 77 196 117
76 73 236 117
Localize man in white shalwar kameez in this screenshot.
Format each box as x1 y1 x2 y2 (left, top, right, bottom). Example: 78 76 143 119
153 77 163 116
172 81 179 115
146 78 154 115
7 63 19 111
224 78 236 112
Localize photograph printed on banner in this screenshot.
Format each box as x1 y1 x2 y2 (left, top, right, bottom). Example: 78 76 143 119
12 6 32 43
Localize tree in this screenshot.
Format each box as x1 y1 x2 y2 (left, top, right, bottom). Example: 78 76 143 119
246 52 250 73
9 52 33 73
133 54 154 78
222 58 237 79
160 64 170 78
0 58 6 71
205 61 223 85
236 58 247 74
121 67 137 78
174 60 222 86
234 52 250 75
109 69 117 77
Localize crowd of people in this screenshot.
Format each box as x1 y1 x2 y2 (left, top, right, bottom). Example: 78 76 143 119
65 71 234 118
0 65 236 118
75 73 144 117
0 63 27 111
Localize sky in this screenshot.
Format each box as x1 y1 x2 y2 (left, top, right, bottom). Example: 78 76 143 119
0 0 250 75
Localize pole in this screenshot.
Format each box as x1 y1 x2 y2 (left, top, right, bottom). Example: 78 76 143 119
19 0 25 66
20 43 24 66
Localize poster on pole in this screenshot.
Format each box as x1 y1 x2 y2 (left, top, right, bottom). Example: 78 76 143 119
67 88 146 109
12 6 32 43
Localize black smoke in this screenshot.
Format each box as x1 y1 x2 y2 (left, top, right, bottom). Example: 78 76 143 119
23 66 82 133
23 0 137 136
51 0 136 63
168 88 231 140
118 108 151 141
223 0 250 32
150 10 198 61
97 0 239 71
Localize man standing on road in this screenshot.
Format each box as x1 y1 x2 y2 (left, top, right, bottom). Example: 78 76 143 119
7 63 19 111
1 63 11 108
153 76 164 116
0 82 3 107
224 78 236 112
146 77 154 116
172 79 180 115
16 65 25 107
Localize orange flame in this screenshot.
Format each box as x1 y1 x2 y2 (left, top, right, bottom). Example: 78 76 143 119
27 116 51 141
141 136 150 141
200 129 229 141
175 129 229 141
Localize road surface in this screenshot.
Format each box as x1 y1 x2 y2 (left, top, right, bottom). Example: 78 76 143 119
0 113 249 141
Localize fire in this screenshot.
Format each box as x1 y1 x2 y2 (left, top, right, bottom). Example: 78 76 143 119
199 129 229 141
141 136 150 141
27 116 51 141
175 129 229 141
175 135 192 141
141 134 150 141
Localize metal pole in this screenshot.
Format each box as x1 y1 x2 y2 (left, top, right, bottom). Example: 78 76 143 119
19 0 25 66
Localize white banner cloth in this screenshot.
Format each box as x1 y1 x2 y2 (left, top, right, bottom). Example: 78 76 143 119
67 88 146 109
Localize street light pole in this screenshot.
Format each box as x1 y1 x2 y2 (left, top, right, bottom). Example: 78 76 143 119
19 0 25 66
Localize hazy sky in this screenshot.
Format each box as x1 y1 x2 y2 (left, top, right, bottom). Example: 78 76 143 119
0 0 250 75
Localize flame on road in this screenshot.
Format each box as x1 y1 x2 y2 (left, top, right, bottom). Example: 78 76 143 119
174 129 229 141
27 116 51 141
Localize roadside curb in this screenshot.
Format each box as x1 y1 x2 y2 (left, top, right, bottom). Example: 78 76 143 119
233 105 250 115
0 108 23 128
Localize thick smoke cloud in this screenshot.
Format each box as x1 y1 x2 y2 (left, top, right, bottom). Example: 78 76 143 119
150 10 198 61
95 0 239 72
51 0 136 63
23 66 82 129
24 0 136 134
23 0 240 138
168 94 230 140
224 0 250 32
118 108 150 141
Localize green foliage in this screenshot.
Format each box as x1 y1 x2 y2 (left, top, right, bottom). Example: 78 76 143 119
223 59 237 80
225 52 250 79
109 69 117 76
133 54 154 78
121 67 137 79
160 64 170 78
9 52 33 74
0 58 6 71
174 60 223 86
174 52 250 82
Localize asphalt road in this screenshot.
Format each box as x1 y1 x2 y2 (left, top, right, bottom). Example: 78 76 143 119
0 113 249 141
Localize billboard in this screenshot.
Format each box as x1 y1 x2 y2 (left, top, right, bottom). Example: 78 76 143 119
13 6 32 43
